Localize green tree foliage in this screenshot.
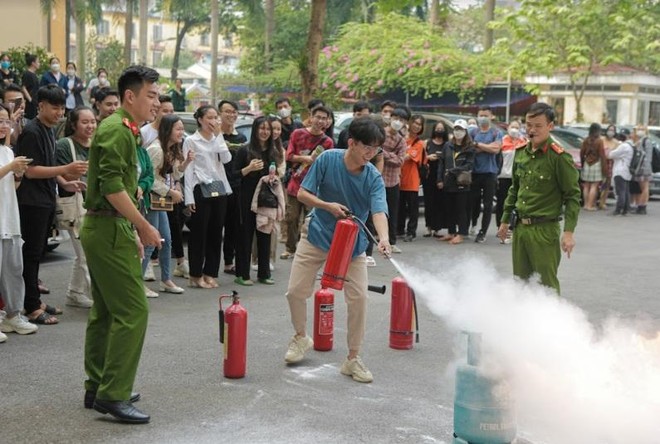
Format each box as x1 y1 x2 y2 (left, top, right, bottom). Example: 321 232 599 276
318 13 502 101
85 34 125 85
491 0 660 121
3 45 52 78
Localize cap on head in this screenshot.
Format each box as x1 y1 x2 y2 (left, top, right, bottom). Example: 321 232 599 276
453 119 468 130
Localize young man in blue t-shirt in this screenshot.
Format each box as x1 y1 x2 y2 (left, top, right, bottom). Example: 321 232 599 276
469 105 502 243
283 117 391 383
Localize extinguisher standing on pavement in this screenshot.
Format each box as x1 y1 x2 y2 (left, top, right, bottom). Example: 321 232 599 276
389 277 419 350
219 291 247 378
313 218 360 351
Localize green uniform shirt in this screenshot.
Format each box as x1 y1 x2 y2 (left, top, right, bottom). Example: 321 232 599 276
502 136 581 232
85 108 140 210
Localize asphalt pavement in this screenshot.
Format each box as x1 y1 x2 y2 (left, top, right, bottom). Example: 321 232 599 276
1 200 659 444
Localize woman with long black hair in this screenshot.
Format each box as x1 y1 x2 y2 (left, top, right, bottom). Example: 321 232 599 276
233 116 283 285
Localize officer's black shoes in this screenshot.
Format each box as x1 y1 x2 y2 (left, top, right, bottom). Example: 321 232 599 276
93 399 150 424
84 390 141 409
475 232 486 243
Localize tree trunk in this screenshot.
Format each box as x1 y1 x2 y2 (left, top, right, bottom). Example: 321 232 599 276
139 0 148 65
484 0 495 50
73 0 86 76
300 0 327 110
171 20 191 82
210 0 219 104
124 0 134 65
264 0 275 73
429 0 439 28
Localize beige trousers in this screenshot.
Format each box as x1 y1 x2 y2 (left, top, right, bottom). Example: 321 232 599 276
286 220 368 351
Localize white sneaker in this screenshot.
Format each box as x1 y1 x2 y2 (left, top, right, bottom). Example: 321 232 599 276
340 356 373 383
173 260 190 278
151 259 159 267
66 293 93 308
0 331 6 343
144 285 159 298
270 262 274 271
391 245 402 254
365 256 377 267
143 263 156 281
504 230 513 244
251 263 258 271
159 282 185 294
284 335 313 363
469 226 477 236
1 314 38 335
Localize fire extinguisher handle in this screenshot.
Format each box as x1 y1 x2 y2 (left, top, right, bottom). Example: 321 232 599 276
368 284 386 294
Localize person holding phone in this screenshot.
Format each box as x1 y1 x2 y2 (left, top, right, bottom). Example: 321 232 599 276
1 84 27 146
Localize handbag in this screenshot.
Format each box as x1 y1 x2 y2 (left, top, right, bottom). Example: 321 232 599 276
199 180 227 199
55 138 86 231
456 170 472 186
257 181 279 208
149 192 174 211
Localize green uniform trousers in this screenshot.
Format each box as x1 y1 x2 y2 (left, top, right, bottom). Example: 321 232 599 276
80 215 148 401
511 222 561 294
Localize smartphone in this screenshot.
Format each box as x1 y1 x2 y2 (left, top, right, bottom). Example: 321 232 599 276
25 158 33 164
12 97 23 108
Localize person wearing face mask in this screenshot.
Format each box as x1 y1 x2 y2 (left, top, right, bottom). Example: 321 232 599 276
64 62 85 114
629 125 653 215
0 54 17 86
40 57 69 99
380 100 397 125
467 118 478 133
436 119 475 245
423 122 449 238
275 98 302 148
88 68 110 106
468 105 502 244
496 120 527 243
599 124 619 210
382 107 408 253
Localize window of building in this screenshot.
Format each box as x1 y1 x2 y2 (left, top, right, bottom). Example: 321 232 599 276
200 33 210 46
152 51 163 67
605 100 618 125
97 20 110 36
153 24 162 42
650 101 660 127
637 100 648 125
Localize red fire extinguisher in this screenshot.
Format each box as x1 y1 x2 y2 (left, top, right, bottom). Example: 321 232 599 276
313 287 334 351
219 291 247 378
389 277 419 350
320 218 359 290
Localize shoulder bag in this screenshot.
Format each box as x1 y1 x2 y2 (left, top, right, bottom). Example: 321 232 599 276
55 138 86 232
150 175 174 211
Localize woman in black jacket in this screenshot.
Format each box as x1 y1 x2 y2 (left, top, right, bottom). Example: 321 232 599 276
436 120 475 245
232 116 283 285
64 62 85 114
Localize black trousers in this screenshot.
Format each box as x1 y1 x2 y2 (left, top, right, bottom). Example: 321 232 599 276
235 197 271 281
223 192 240 267
495 178 513 227
187 186 227 278
614 176 630 214
422 176 444 231
397 190 419 237
470 173 497 234
385 185 400 245
167 202 185 259
19 205 53 314
446 192 469 236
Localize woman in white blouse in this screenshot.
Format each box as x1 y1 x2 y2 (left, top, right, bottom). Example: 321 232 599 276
145 114 193 294
183 105 232 288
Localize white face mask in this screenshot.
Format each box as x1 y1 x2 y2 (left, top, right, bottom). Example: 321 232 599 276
606 130 615 138
390 120 404 131
277 107 291 119
508 128 520 138
51 63 60 72
99 76 108 85
382 114 391 124
467 124 478 131
636 130 646 138
454 129 466 140
67 69 75 77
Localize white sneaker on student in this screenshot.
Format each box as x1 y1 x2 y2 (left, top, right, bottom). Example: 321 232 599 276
390 245 402 254
340 356 373 383
0 314 38 335
365 256 377 267
284 335 313 363
143 262 156 281
173 260 190 278
66 293 93 308
144 285 159 298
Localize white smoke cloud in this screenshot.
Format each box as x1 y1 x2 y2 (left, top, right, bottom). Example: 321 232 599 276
397 254 660 444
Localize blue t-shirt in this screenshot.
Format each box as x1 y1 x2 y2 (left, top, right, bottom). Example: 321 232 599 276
470 126 502 174
301 149 388 257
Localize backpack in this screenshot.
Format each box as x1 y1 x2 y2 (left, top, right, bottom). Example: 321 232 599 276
629 142 646 176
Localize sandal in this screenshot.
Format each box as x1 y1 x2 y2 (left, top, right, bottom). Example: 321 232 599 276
203 276 219 288
437 235 455 242
189 278 213 289
43 304 63 315
449 235 464 245
28 310 59 325
234 277 254 286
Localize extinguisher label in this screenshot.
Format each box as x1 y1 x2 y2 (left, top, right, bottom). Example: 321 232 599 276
318 304 334 335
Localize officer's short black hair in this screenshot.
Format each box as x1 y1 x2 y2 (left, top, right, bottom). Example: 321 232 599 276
307 98 324 111
1 83 23 101
380 100 397 111
392 107 410 121
275 97 290 108
353 101 370 113
348 116 386 147
218 99 239 111
526 102 555 123
94 87 119 104
37 84 65 106
159 94 172 104
117 65 159 103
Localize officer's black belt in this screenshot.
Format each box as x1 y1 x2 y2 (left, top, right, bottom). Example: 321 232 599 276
517 216 562 226
86 208 125 218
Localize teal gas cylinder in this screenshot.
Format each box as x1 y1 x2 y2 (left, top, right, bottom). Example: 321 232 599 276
453 332 517 444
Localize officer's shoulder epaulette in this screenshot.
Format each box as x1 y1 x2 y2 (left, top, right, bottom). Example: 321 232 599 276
550 143 564 154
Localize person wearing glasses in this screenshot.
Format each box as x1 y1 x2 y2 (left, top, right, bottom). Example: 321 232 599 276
283 116 390 383
280 105 334 260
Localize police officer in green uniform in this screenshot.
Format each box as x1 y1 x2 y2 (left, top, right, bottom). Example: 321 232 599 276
80 66 162 424
497 103 580 295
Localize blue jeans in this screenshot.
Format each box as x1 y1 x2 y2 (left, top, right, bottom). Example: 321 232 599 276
142 210 172 282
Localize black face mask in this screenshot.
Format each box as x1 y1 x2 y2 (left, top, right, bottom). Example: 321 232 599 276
432 130 447 140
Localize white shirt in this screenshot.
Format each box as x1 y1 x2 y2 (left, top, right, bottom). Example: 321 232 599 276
607 141 633 181
66 77 76 109
183 131 232 205
140 124 158 149
0 145 21 238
